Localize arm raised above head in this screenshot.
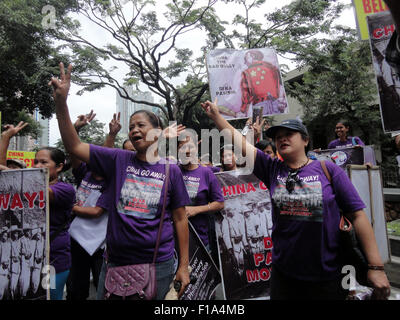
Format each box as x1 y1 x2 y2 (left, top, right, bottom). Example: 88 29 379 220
49 63 90 163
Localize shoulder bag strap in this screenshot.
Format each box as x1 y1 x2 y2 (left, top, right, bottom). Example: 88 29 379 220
320 160 331 183
152 160 170 264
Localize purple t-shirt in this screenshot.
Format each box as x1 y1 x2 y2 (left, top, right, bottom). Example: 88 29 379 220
253 149 365 281
72 162 108 210
89 144 190 265
328 136 365 149
49 181 76 273
180 165 224 246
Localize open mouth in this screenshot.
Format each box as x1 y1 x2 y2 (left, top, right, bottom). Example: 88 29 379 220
132 136 143 142
280 143 289 149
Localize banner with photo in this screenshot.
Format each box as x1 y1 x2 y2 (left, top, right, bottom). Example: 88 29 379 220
179 222 221 300
367 11 400 133
206 48 289 120
352 0 389 40
0 168 49 300
214 171 273 300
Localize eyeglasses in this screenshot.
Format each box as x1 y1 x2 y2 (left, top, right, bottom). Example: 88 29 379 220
286 170 300 193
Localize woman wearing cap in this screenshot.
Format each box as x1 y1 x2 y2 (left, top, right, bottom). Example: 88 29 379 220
328 120 365 149
49 63 190 300
201 99 390 300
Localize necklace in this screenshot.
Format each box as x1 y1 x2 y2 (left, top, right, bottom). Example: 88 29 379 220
287 158 310 172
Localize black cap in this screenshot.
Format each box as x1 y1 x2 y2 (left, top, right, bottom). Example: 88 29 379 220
265 119 308 139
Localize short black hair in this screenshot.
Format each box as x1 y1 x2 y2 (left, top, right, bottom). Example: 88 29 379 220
130 110 163 129
38 147 70 172
255 140 276 154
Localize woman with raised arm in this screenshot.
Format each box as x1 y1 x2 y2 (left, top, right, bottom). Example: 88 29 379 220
49 63 190 300
201 99 390 300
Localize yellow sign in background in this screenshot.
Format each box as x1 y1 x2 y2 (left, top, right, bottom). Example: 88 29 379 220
6 150 36 168
353 0 389 40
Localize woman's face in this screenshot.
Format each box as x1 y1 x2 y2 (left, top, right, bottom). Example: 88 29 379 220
222 149 236 171
274 128 308 158
335 122 349 139
33 149 61 181
263 145 275 158
128 113 160 153
178 137 198 164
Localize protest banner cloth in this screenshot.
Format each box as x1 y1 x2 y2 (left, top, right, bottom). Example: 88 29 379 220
214 171 272 300
6 150 36 169
352 0 389 40
310 146 376 171
367 11 400 133
0 168 49 300
177 222 221 300
206 48 289 120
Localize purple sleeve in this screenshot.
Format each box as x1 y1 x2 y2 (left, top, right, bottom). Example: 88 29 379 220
326 161 365 213
253 149 280 189
95 191 109 211
72 162 88 186
327 140 336 149
207 169 224 203
168 164 190 210
354 137 365 146
89 144 123 180
51 183 76 207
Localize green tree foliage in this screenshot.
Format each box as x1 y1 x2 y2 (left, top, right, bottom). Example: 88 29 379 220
285 30 381 148
51 0 344 128
0 0 78 134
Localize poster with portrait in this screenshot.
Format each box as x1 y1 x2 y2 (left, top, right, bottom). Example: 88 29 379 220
0 168 49 300
214 171 272 300
367 11 400 133
206 48 289 119
179 222 221 300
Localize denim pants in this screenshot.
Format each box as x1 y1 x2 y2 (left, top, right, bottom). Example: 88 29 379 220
50 270 70 300
96 257 175 300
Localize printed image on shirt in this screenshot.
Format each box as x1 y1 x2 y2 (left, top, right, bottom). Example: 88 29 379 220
182 176 200 204
117 173 164 219
272 175 323 223
76 180 103 207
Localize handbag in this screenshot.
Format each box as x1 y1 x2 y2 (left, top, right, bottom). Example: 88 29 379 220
104 162 170 300
320 160 369 286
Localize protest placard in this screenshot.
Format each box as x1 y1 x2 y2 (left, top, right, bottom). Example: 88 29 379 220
178 222 221 300
214 171 272 300
0 168 49 300
206 48 288 120
367 11 400 133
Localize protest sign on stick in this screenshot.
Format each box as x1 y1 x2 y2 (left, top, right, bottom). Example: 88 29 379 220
178 222 221 300
367 11 400 133
0 168 49 300
214 171 272 300
206 48 289 120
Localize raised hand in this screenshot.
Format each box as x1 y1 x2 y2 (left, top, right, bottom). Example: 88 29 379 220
200 97 220 120
162 122 186 139
74 110 96 132
109 112 121 136
252 116 266 139
1 121 29 139
48 62 72 103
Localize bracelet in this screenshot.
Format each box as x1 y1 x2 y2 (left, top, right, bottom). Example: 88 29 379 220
367 264 385 271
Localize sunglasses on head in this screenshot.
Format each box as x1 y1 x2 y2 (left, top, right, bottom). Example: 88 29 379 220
286 170 300 193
